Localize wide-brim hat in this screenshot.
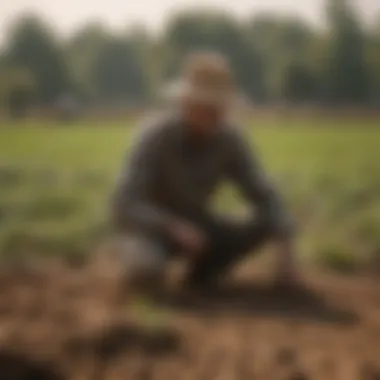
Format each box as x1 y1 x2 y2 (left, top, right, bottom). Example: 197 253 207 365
161 51 245 107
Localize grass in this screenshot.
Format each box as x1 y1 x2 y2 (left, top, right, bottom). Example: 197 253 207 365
1 120 380 271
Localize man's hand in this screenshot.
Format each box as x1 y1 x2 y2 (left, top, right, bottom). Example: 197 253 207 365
168 221 208 258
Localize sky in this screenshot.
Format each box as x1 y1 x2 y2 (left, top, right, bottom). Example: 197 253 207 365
1 0 379 40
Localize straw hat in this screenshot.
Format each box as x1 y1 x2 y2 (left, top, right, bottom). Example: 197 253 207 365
162 51 242 107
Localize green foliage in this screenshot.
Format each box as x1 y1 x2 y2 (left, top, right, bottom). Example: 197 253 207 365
246 15 317 101
91 37 148 101
66 22 111 98
0 3 379 105
314 241 359 273
5 14 71 103
0 123 379 273
0 66 36 117
21 195 82 221
366 21 380 100
281 62 317 103
324 0 371 103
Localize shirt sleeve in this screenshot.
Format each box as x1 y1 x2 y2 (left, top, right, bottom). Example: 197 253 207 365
227 129 294 237
110 122 176 234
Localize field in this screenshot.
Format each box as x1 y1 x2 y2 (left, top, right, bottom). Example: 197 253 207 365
1 120 380 270
0 120 380 379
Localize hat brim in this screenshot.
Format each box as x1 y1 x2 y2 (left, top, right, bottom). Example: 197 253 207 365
160 80 246 107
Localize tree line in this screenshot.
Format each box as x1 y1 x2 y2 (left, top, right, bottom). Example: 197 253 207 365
0 0 379 117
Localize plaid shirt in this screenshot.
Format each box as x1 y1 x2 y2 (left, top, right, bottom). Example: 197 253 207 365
112 113 293 236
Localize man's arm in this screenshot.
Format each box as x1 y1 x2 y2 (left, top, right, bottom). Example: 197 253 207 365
227 129 300 285
111 123 176 234
111 122 208 254
227 129 294 238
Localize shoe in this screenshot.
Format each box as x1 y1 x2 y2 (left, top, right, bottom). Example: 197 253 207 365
183 275 223 296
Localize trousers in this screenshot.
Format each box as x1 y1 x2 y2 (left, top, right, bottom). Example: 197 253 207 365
120 210 276 287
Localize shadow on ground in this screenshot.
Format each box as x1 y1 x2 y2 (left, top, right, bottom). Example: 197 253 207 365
160 281 359 325
0 350 64 380
64 322 181 363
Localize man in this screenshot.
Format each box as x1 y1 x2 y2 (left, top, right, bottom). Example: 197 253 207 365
111 52 300 327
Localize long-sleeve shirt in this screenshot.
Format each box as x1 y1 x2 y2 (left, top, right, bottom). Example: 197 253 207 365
111 113 293 237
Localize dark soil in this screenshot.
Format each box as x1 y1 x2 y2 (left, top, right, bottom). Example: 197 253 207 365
0 262 379 380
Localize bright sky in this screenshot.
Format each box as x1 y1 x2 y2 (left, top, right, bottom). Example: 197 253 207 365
1 0 379 39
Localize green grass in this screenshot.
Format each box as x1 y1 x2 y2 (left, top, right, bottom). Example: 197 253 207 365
1 120 380 271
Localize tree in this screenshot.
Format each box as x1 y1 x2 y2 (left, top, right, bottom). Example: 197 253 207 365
66 22 111 99
324 0 371 104
5 14 71 103
365 15 380 102
67 23 149 103
246 15 317 102
2 8 379 108
281 62 317 103
91 36 148 102
0 66 36 118
124 24 155 100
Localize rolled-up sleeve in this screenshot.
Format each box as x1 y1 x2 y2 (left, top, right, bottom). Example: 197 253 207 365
111 124 176 234
227 130 294 237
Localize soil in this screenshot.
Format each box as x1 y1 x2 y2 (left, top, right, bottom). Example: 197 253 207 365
0 261 379 380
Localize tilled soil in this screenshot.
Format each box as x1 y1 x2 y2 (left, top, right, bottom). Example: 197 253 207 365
0 262 379 380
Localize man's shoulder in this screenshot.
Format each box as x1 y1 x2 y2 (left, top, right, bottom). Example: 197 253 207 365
219 123 247 145
138 112 178 140
216 123 254 160
130 112 178 154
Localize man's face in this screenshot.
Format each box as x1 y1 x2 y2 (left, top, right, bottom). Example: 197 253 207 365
182 99 225 138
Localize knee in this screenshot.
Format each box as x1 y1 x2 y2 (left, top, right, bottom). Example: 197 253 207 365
257 215 293 240
115 235 166 287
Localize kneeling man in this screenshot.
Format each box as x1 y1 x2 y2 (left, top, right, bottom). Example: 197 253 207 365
111 52 300 327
